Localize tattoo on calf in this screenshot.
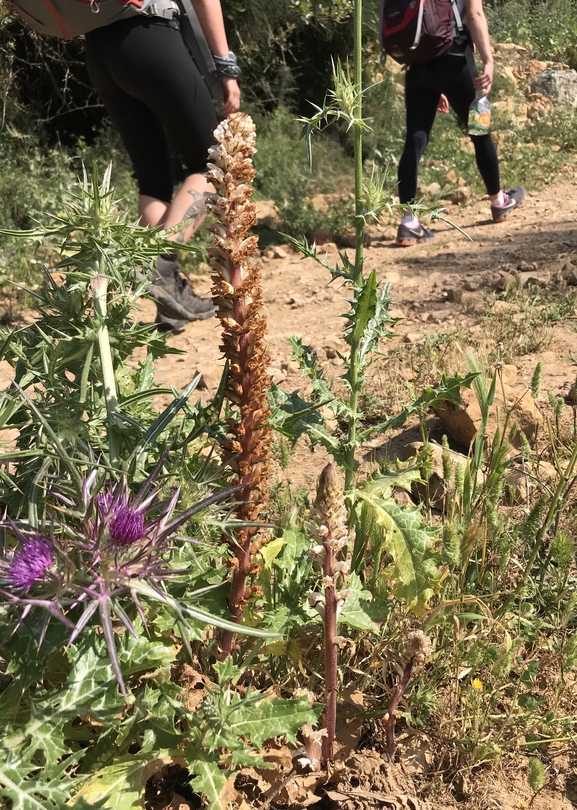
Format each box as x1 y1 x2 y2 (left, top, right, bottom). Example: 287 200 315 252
176 189 205 243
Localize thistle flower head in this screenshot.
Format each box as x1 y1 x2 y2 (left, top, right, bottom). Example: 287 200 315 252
4 534 54 593
109 506 145 545
1 459 239 697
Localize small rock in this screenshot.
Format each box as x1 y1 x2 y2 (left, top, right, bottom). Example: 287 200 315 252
525 275 548 288
442 187 470 205
403 332 422 344
255 200 280 229
492 300 515 313
281 360 301 374
435 381 542 450
324 345 338 359
194 372 208 390
446 288 463 303
269 367 287 384
392 486 415 506
561 264 577 286
499 364 518 386
530 69 577 106
271 245 290 259
396 441 482 510
494 272 517 291
310 228 334 246
463 280 480 291
517 260 531 272
339 231 372 248
504 466 528 504
417 181 441 197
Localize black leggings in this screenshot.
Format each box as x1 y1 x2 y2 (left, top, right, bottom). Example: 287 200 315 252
398 54 500 204
85 16 219 203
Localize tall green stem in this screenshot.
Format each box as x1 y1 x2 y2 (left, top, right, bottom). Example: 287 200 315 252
344 0 364 492
91 275 120 467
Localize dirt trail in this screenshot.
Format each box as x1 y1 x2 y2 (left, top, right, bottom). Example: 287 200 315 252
2 178 577 492
130 177 577 490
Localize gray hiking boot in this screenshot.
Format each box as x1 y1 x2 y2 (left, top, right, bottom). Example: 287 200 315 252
148 255 215 322
154 312 187 333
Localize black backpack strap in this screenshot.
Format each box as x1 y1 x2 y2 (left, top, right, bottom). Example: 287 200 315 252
175 0 222 98
464 43 478 78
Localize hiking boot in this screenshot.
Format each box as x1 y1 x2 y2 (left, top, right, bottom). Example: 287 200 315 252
491 187 526 223
149 255 215 322
396 222 436 247
154 312 187 333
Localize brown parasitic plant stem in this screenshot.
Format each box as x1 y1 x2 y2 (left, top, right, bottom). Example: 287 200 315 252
308 463 351 764
204 113 272 656
385 659 414 756
384 630 432 756
322 541 338 764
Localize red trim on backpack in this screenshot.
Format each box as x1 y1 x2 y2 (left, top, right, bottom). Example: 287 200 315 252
382 2 419 36
41 0 71 38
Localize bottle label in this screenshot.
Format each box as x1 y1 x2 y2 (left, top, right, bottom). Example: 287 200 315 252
468 101 491 135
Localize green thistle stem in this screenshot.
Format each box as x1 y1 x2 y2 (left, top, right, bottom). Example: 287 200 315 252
344 0 365 492
91 274 120 467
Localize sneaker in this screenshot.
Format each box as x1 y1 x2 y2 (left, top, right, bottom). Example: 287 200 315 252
149 256 215 322
396 222 435 247
491 187 526 223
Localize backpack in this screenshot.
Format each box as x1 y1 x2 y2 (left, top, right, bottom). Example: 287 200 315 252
11 0 222 96
380 0 465 67
11 0 146 39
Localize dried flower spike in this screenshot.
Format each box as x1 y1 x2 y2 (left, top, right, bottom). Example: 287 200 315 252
206 113 272 652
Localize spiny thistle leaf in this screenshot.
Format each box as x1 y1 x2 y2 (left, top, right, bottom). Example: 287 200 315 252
361 371 479 438
202 693 320 751
69 753 182 809
0 749 81 810
356 491 439 613
187 751 229 810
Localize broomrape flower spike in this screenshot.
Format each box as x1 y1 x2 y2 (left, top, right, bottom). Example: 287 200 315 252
385 630 432 756
307 463 352 764
205 113 272 656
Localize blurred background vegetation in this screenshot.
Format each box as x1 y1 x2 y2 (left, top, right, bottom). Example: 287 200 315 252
2 0 577 318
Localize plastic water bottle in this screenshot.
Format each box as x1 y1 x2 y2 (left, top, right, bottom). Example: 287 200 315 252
468 91 491 135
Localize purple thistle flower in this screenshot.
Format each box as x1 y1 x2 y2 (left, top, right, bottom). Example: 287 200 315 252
109 506 145 545
8 535 54 593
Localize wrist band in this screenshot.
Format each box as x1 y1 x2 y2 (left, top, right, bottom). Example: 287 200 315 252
212 50 241 78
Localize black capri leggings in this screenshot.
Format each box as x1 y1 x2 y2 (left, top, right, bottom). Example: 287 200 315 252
85 16 219 203
397 54 500 204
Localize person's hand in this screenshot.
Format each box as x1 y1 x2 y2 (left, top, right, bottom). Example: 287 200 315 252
220 78 241 116
436 94 449 113
473 61 493 94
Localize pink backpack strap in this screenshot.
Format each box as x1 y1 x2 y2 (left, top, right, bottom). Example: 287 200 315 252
42 0 71 38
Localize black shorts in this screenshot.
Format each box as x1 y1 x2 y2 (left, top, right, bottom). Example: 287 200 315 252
85 16 219 202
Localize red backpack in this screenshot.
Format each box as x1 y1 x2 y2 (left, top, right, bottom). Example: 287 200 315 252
380 0 465 66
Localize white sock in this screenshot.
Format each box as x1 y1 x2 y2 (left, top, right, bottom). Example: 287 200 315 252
492 191 506 207
401 214 419 228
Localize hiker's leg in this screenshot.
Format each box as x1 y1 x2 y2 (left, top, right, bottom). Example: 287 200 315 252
86 17 218 240
398 76 440 205
442 57 501 197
